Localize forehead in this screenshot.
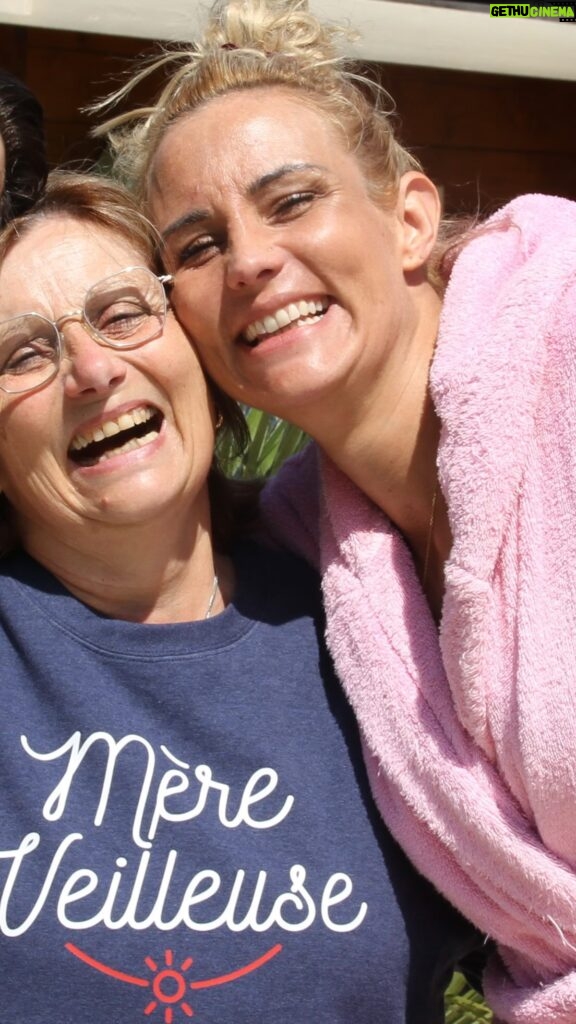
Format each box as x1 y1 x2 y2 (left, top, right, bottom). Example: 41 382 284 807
0 215 146 317
149 88 354 212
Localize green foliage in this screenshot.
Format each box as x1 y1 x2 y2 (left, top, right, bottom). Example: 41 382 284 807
445 973 492 1024
219 406 309 479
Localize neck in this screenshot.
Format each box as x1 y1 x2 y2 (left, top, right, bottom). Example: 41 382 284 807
313 307 439 527
322 388 445 539
301 292 452 610
320 385 451 620
17 489 228 624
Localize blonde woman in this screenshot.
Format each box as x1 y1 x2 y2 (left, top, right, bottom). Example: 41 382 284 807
99 2 576 1019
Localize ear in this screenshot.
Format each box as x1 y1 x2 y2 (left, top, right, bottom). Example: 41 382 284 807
396 172 441 272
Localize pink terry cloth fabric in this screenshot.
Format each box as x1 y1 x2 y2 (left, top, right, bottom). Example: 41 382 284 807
261 194 576 1022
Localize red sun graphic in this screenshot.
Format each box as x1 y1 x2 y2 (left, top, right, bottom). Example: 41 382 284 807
144 949 194 1021
65 941 283 1021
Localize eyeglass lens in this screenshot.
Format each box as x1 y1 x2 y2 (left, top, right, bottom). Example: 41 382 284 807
0 267 166 394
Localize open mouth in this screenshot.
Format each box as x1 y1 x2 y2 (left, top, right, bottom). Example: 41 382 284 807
242 298 330 348
68 405 163 468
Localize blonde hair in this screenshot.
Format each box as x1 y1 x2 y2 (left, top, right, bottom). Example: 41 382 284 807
96 0 422 208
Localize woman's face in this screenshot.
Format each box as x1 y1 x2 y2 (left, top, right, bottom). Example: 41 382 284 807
0 215 215 547
149 88 440 426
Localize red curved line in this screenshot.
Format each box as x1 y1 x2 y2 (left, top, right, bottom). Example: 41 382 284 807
65 942 150 988
190 943 283 989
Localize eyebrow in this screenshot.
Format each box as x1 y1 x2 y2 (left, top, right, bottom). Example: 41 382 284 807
161 207 212 242
247 162 324 194
160 162 326 241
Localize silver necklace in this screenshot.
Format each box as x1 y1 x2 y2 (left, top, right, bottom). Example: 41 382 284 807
204 574 219 619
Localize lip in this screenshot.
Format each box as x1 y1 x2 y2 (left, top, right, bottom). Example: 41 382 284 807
235 300 335 365
237 294 331 347
68 400 160 447
67 399 165 475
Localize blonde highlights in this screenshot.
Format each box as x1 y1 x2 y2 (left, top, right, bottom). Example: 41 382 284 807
96 0 422 209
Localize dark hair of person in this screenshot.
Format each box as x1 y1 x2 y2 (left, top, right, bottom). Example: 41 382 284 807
0 71 48 228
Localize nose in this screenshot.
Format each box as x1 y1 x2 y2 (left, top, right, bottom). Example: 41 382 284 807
225 221 284 291
60 322 127 398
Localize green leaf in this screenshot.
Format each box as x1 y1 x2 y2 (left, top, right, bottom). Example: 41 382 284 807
445 973 492 1023
219 407 309 479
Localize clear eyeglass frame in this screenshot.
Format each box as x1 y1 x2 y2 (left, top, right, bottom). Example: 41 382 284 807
0 266 173 395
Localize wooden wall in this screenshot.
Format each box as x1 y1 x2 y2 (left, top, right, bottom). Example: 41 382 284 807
375 63 576 213
1 23 574 214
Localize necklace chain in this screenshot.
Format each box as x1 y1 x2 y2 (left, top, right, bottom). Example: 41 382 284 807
204 574 219 619
421 482 439 588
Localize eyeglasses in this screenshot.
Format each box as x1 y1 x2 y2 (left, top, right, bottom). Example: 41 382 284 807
0 266 172 395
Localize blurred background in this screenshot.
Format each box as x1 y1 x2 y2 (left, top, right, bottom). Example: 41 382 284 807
0 0 574 215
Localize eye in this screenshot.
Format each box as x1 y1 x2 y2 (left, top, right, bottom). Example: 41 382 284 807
274 191 317 220
92 300 151 340
173 234 221 270
1 338 56 376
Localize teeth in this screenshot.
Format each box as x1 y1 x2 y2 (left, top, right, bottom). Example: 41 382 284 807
94 429 159 462
117 412 138 431
244 299 326 343
71 406 155 452
262 314 279 333
274 308 291 328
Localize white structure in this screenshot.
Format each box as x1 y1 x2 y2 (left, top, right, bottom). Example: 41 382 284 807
0 0 574 80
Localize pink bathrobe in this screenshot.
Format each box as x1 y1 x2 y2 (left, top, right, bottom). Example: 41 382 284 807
261 195 576 1022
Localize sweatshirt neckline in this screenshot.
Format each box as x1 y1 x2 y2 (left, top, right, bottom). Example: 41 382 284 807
1 545 258 659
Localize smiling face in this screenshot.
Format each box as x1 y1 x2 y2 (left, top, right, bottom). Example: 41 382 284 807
149 87 440 433
0 215 215 556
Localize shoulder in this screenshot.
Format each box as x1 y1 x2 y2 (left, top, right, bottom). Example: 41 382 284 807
232 537 323 625
451 194 576 291
259 443 322 567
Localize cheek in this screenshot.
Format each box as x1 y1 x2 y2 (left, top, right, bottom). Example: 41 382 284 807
171 351 213 413
185 332 228 383
0 401 51 475
173 284 222 347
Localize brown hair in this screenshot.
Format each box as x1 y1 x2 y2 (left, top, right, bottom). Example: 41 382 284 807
0 168 156 262
0 169 253 552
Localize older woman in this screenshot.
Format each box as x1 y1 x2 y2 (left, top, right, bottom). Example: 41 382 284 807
98 0 576 1020
0 170 478 1023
